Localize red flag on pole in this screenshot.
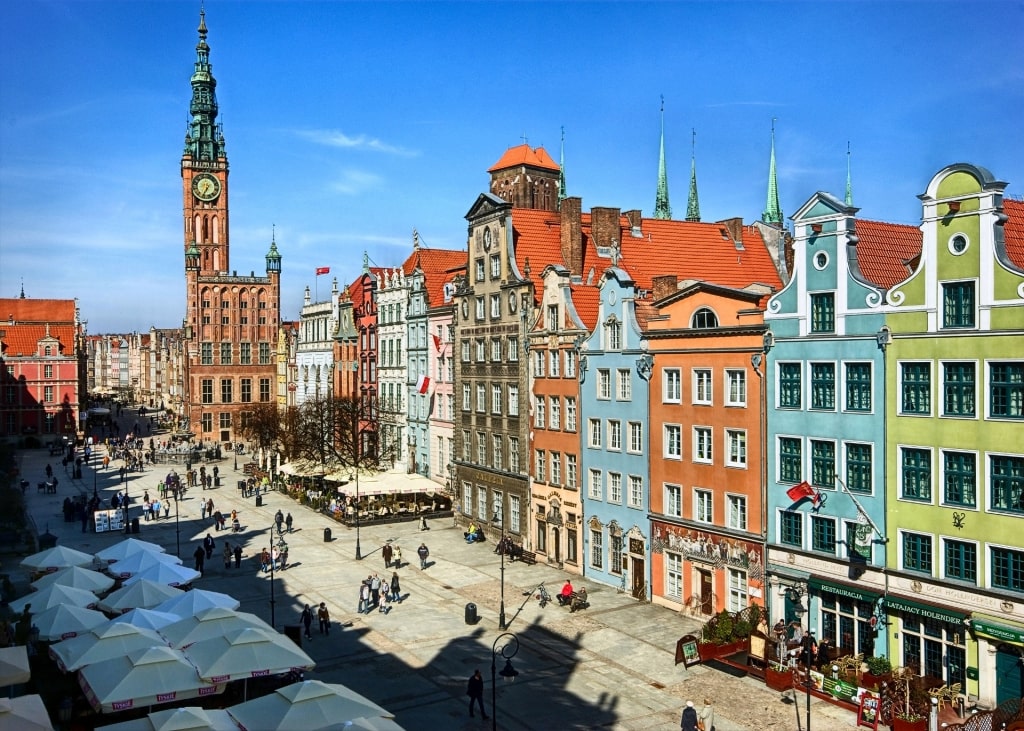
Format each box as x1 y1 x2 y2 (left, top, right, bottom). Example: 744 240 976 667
432 334 442 351
416 375 431 394
786 481 816 502
315 267 330 276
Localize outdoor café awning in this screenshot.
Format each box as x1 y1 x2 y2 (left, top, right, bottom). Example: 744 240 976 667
348 472 441 498
969 616 1024 646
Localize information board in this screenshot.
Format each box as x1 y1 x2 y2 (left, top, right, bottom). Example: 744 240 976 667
94 509 125 533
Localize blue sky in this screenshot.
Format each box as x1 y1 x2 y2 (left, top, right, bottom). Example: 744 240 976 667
2 1 1021 333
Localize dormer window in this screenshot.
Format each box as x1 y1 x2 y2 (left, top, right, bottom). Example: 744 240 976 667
691 308 718 329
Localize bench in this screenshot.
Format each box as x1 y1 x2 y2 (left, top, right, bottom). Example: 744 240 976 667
514 549 537 565
569 589 590 613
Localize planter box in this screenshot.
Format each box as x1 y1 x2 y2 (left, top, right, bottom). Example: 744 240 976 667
697 638 749 662
859 671 891 690
891 717 927 731
765 666 795 692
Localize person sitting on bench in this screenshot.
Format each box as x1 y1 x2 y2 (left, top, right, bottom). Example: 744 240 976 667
558 580 574 606
464 523 483 543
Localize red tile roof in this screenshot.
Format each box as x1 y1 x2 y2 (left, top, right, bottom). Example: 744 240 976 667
0 298 78 356
1003 198 1024 270
1 298 76 324
569 285 600 330
403 247 466 309
855 219 923 290
488 144 559 173
1 325 77 357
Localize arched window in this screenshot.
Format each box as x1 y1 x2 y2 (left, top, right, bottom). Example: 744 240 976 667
691 308 719 329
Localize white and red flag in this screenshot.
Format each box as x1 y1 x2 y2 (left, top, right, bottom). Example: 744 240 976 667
315 266 330 276
416 375 431 394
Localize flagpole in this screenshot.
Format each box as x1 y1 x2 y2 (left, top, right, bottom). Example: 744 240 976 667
835 476 886 542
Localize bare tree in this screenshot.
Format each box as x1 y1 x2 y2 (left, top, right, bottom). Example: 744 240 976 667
237 402 281 457
296 394 398 477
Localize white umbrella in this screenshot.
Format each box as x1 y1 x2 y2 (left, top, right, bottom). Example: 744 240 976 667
123 562 201 588
49 622 168 673
152 589 240 618
31 565 116 594
95 706 238 731
32 604 109 642
94 538 167 565
160 607 272 650
346 717 406 731
8 583 99 613
0 695 55 731
0 646 30 687
20 545 95 573
79 646 225 714
98 579 183 614
110 608 181 632
226 680 393 731
184 627 315 683
104 550 182 580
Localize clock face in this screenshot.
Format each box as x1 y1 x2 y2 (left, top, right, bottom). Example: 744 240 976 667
483 227 493 251
192 173 221 202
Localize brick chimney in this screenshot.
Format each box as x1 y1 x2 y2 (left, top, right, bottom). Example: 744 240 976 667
652 275 678 301
624 209 643 233
560 196 583 276
718 217 745 245
591 207 622 251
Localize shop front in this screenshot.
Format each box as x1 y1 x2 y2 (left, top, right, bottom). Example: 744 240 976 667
809 577 883 659
968 615 1024 706
885 595 970 694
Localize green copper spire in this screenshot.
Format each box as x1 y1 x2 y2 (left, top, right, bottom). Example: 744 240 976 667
654 97 672 220
266 225 281 273
184 7 226 161
557 125 567 207
685 128 700 222
762 119 783 225
845 141 854 207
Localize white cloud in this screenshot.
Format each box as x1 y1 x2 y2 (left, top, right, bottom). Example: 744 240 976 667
295 128 417 156
329 169 383 195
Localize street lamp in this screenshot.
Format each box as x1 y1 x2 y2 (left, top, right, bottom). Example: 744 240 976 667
269 524 277 628
352 470 362 560
491 632 519 731
174 495 181 558
492 509 507 630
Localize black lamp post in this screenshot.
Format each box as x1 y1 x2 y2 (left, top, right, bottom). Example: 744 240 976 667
174 495 181 558
269 523 277 628
353 470 362 560
490 632 519 731
493 510 507 630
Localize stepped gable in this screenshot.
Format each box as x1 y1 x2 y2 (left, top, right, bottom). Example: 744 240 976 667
1004 198 1024 269
855 219 923 290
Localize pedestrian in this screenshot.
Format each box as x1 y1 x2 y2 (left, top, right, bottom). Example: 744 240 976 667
390 571 401 602
300 604 313 640
382 542 393 569
379 581 391 614
163 500 170 518
681 700 698 731
417 543 429 570
206 498 214 518
317 602 330 635
201 501 208 520
213 510 223 531
144 499 152 521
370 573 381 608
285 512 293 533
275 510 284 534
466 669 487 719
419 515 429 531
393 545 402 568
698 698 715 731
279 541 289 571
193 545 205 576
203 533 215 560
260 547 270 572
218 511 227 531
233 543 242 568
223 543 232 570
271 545 281 572
359 582 371 614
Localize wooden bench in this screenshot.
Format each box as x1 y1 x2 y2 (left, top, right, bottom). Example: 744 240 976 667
515 549 537 565
569 589 590 613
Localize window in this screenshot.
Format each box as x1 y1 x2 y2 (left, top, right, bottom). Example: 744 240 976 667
727 495 747 530
507 337 518 362
219 412 231 430
475 297 485 320
44 364 52 379
726 430 747 467
606 320 622 350
694 427 712 463
664 369 681 403
490 254 500 278
564 350 576 378
990 363 1023 418
240 343 251 365
546 304 558 330
476 385 485 413
695 489 712 523
812 515 837 554
692 307 719 329
461 341 471 362
508 384 519 416
943 362 976 417
943 451 976 507
462 384 471 411
665 424 681 459
549 350 560 377
942 281 975 328
666 484 682 517
727 568 748 613
811 440 835 489
588 419 601 448
666 552 683 600
509 437 520 472
259 378 271 402
845 443 872 494
240 378 252 403
43 385 54 403
201 343 213 365
780 510 803 547
589 469 602 500
549 397 560 429
491 338 502 362
492 436 502 471
780 437 802 483
490 294 501 319
551 453 561 485
902 447 932 501
476 339 485 362
726 370 746 406
492 385 502 415
821 594 876 660
811 292 835 333
220 379 232 403
220 342 232 365
991 455 1024 514
534 396 545 428
811 363 836 410
597 369 610 399
259 342 271 365
845 363 871 411
901 362 931 414
944 539 977 584
535 450 546 482
477 487 487 520
565 397 577 431
533 351 545 378
201 413 212 433
566 455 577 490
628 422 643 453
608 472 621 503
779 363 802 408
991 546 1024 593
628 475 643 508
614 370 631 401
608 420 622 451
477 432 486 464
693 369 711 404
590 529 604 569
201 379 213 404
902 532 933 574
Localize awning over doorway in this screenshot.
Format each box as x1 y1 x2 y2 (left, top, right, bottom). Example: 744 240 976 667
885 595 968 625
808 577 880 604
969 616 1024 646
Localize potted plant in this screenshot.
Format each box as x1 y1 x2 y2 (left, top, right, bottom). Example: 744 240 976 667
697 611 749 661
861 656 892 688
891 711 926 731
765 661 795 692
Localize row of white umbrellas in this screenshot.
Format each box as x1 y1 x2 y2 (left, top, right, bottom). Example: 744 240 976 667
19 539 200 587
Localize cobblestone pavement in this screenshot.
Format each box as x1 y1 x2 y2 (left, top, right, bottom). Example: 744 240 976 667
8 417 866 730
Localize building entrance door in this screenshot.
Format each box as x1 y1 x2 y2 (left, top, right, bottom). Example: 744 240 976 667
699 569 713 615
552 528 561 563
631 557 644 599
996 644 1024 706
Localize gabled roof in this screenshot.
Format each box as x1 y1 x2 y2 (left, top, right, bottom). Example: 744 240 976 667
488 144 559 173
569 284 600 330
0 298 78 357
406 248 466 309
1 298 76 324
1003 198 1024 269
1 325 77 357
855 219 923 290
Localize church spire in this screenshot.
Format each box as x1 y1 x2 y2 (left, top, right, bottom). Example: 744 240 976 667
654 97 671 220
685 128 700 222
762 118 783 225
845 141 853 207
557 126 567 207
184 7 226 162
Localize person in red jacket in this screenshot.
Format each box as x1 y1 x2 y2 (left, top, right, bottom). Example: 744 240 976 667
558 580 574 606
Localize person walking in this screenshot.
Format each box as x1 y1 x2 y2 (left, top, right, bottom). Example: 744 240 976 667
279 541 289 571
213 510 223 532
223 543 232 570
275 510 284 535
417 543 429 570
285 512 293 533
382 542 393 569
698 698 715 731
370 574 381 609
203 533 215 560
681 700 698 731
359 582 371 615
393 545 402 569
206 498 214 519
379 580 391 614
300 604 313 640
201 501 208 520
271 545 281 572
466 669 487 719
390 571 401 603
260 547 271 573
233 543 242 568
193 544 206 576
317 602 331 635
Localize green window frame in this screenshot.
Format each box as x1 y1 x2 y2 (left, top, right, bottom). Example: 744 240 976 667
811 440 835 489
811 363 836 410
201 342 213 366
942 281 975 328
240 378 252 404
991 455 1024 514
239 342 252 365
901 447 932 501
943 362 976 417
901 362 931 414
259 342 271 365
780 510 803 547
779 363 802 408
779 437 802 483
201 413 212 433
991 546 1024 594
902 532 932 574
811 515 837 554
944 539 977 584
220 378 233 404
845 443 872 494
811 292 835 333
201 379 213 404
990 363 1023 419
845 363 872 411
220 342 232 365
942 451 976 507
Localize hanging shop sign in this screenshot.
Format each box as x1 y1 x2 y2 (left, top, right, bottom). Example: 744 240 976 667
970 617 1024 646
885 595 967 625
808 577 880 604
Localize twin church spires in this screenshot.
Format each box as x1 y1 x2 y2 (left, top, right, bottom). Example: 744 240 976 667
653 99 702 223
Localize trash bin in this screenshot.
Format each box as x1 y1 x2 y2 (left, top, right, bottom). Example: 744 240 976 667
255 495 263 507
465 602 477 625
283 624 302 648
238 480 246 491
324 527 332 543
131 518 140 534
